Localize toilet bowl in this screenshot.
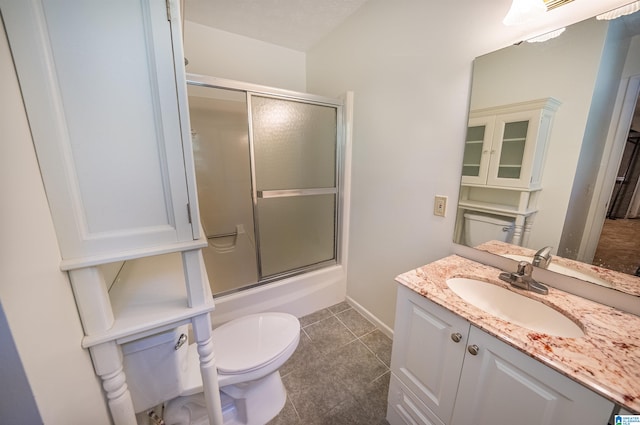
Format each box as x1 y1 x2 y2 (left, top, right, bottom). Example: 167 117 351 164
161 312 300 425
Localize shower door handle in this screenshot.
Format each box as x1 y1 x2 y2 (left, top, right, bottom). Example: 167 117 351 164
257 188 337 199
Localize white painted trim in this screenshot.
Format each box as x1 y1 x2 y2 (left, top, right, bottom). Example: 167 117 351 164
346 295 394 339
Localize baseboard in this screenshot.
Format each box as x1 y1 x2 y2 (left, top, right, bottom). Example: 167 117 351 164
346 295 394 339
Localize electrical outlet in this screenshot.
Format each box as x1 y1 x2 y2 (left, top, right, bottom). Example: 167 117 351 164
434 195 447 217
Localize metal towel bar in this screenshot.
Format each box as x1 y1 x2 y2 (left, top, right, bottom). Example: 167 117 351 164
207 231 238 239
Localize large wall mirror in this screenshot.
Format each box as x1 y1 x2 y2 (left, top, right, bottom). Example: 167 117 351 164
454 9 640 296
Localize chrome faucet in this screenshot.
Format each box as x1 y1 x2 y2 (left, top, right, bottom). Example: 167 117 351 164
499 261 549 295
532 246 553 269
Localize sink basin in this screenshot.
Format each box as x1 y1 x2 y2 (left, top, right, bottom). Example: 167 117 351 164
502 254 613 288
446 278 584 338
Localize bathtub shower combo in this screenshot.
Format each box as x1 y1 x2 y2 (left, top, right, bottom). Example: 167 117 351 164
187 76 344 296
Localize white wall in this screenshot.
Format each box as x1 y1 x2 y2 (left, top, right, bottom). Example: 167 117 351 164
0 23 111 425
305 0 514 328
304 0 635 329
183 20 307 92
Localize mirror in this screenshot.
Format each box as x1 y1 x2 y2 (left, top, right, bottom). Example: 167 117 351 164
454 11 640 296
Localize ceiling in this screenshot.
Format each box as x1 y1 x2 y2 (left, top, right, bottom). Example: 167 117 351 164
183 0 371 52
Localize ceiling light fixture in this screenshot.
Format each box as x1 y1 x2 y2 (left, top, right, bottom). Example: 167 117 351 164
596 1 640 20
503 0 548 26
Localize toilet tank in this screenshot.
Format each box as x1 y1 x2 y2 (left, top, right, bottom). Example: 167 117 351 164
463 212 515 247
121 325 190 413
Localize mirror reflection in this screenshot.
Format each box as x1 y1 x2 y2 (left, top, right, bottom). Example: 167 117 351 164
454 11 640 294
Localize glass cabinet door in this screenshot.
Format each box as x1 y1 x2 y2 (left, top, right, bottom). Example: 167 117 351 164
497 120 528 179
487 110 539 188
461 117 494 185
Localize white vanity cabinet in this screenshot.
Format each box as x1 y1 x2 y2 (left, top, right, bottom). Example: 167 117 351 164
387 285 614 425
1 0 201 267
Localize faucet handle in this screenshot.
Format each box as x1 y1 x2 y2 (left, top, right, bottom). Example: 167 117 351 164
517 261 533 276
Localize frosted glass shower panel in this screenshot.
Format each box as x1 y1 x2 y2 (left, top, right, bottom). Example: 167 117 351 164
187 85 252 238
257 194 336 277
251 96 337 190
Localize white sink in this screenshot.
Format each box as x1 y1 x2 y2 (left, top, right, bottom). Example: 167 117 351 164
446 278 584 338
502 254 613 288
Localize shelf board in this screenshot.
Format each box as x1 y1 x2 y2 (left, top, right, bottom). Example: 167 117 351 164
82 252 215 347
460 183 542 191
458 200 537 216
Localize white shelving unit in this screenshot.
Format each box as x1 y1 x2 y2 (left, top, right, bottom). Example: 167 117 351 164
457 98 560 246
1 1 224 424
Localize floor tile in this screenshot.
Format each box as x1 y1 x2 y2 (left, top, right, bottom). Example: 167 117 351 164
308 396 372 425
360 329 393 367
267 397 301 425
337 308 376 337
280 331 318 378
282 362 354 422
349 371 391 423
304 315 356 356
299 308 332 327
328 340 388 390
327 300 351 314
269 304 391 424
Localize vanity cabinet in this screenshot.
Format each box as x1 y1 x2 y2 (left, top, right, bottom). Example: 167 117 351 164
1 1 223 424
387 285 614 425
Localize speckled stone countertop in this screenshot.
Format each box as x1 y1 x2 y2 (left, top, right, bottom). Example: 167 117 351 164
476 240 640 297
395 255 640 413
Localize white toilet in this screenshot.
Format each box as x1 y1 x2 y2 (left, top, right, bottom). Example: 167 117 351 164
463 212 515 246
122 312 300 425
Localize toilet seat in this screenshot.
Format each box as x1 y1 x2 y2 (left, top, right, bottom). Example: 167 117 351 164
212 312 300 375
180 312 300 395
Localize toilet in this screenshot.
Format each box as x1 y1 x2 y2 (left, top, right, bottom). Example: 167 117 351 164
122 312 300 425
463 212 515 246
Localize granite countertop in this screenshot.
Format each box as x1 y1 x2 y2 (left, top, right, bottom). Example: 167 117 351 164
395 255 640 413
476 240 640 297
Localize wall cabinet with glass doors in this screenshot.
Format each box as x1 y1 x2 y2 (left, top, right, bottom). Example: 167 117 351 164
458 98 560 246
462 98 560 189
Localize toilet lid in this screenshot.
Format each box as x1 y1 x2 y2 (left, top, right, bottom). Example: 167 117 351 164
212 312 300 374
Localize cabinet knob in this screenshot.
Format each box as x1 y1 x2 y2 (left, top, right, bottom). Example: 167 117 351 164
467 344 480 355
451 332 462 343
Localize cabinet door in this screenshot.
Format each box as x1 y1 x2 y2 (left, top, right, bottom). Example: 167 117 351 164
461 117 494 185
390 286 469 424
2 0 199 265
451 326 613 425
486 110 541 188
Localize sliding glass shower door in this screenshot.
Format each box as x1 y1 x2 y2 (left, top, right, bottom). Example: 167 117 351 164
187 81 341 295
250 95 338 278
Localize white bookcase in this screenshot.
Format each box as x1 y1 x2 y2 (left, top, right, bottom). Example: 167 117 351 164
457 98 560 246
1 1 223 424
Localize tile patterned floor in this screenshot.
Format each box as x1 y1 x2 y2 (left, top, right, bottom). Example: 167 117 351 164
268 301 392 425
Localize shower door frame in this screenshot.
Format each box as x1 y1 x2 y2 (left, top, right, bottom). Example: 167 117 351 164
186 74 346 292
